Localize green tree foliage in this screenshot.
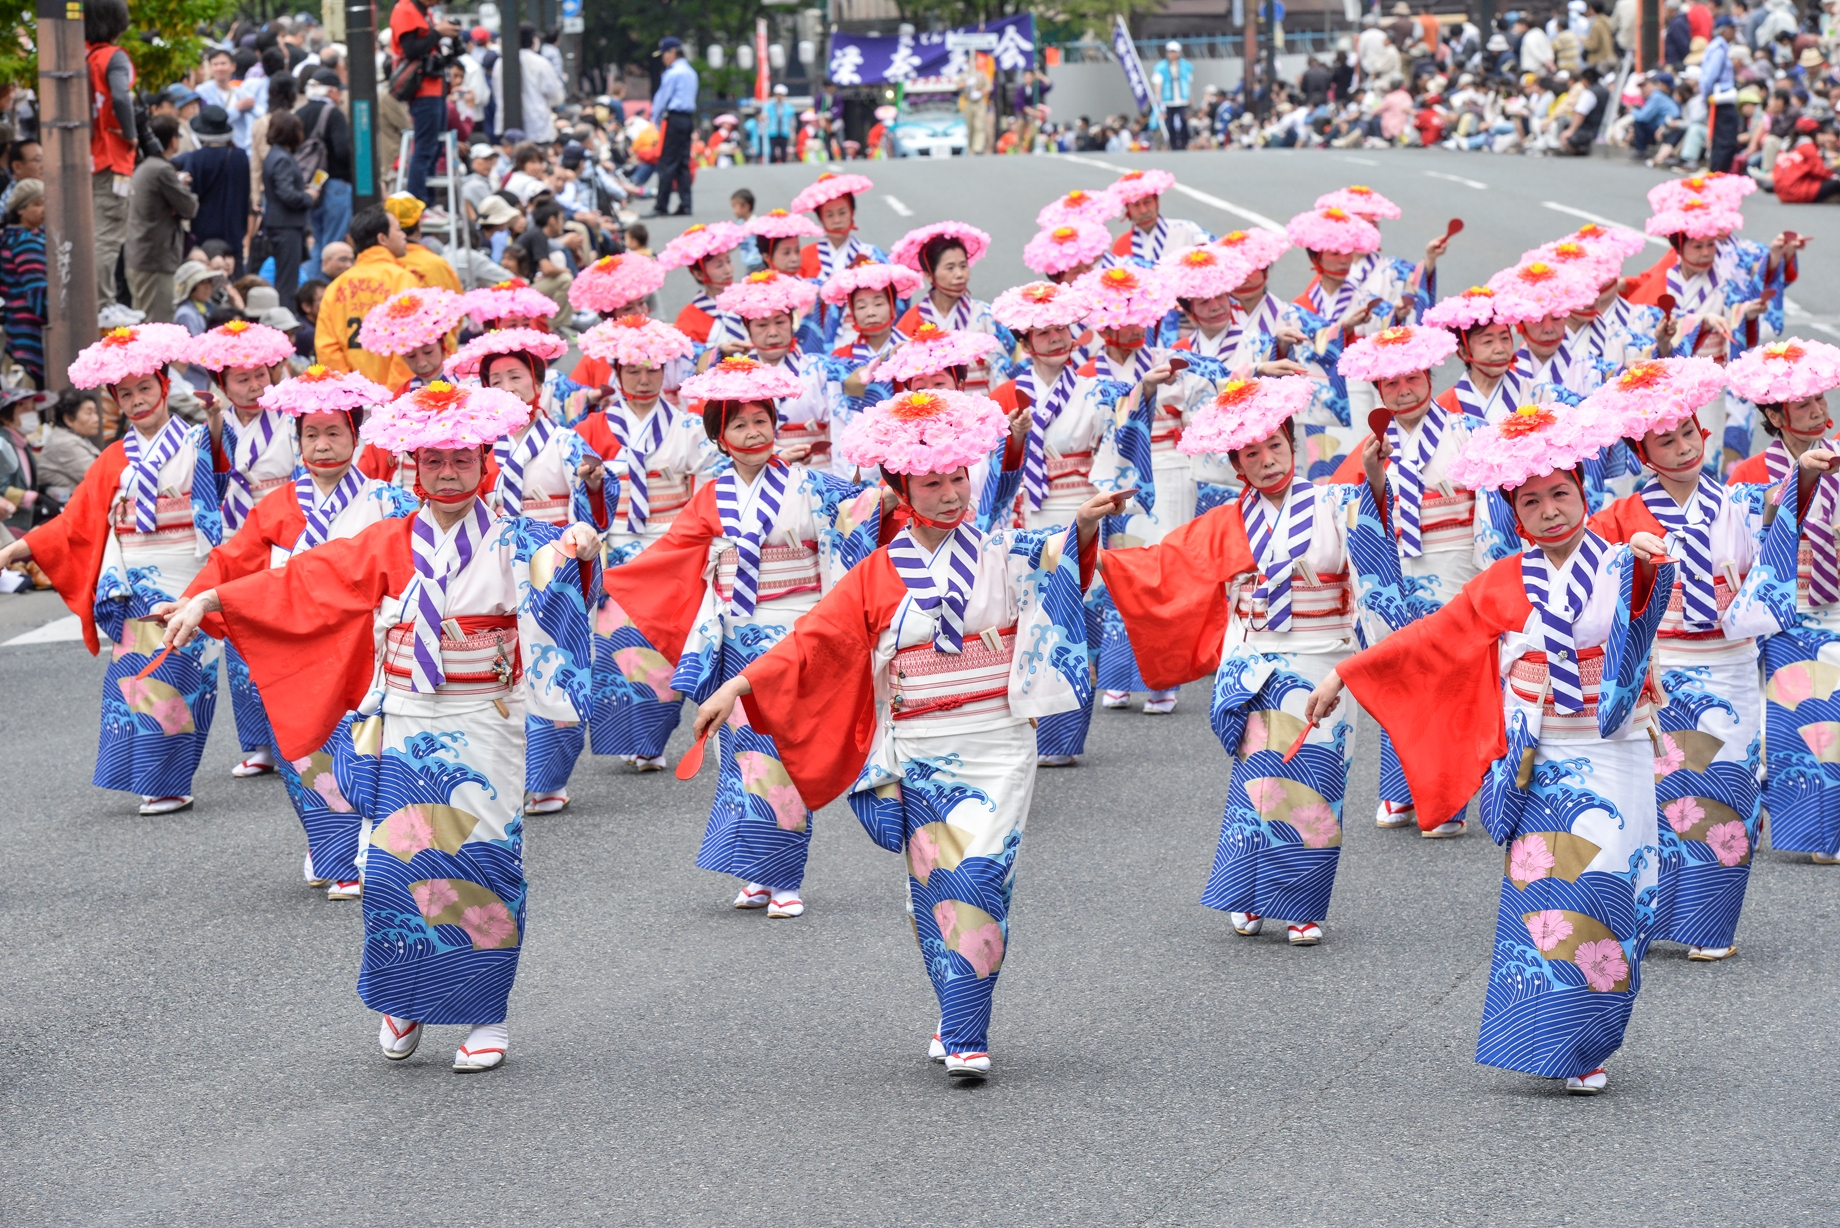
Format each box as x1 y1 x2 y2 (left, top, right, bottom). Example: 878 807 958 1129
1 0 36 91
0 0 236 95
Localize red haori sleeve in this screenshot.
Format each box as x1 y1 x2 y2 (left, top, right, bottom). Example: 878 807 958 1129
1587 492 1668 545
23 442 130 655
1338 556 1533 831
1098 501 1258 691
571 352 612 389
989 380 1028 471
1110 231 1132 258
1726 451 1772 486
355 445 398 483
674 304 714 344
1293 277 1321 312
739 551 908 810
186 482 306 598
893 304 923 337
1328 438 1379 485
597 481 725 664
210 516 416 761
797 244 823 279
1622 250 1676 306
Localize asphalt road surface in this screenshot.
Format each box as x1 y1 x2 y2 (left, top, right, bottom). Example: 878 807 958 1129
6 149 1839 1227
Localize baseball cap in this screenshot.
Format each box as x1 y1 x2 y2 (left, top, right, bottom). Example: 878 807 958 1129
163 83 201 106
471 25 489 43
470 142 496 160
477 196 520 227
1797 115 1821 132
383 192 426 229
656 36 683 55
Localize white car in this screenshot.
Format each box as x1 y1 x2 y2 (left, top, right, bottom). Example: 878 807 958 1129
891 91 968 158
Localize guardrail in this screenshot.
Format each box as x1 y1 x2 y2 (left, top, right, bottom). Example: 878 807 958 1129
1048 31 1344 63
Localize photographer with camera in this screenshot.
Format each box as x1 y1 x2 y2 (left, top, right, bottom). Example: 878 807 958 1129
389 0 461 205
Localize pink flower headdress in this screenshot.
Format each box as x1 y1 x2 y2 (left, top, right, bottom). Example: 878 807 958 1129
1446 400 1627 493
359 287 463 356
1159 245 1254 302
1485 260 1599 322
1212 226 1292 272
1580 357 1728 439
788 171 875 215
1646 199 1744 241
991 280 1092 332
258 363 393 416
444 327 569 380
657 222 747 271
819 260 924 307
1422 285 1536 332
1313 184 1401 219
1108 168 1176 204
1022 222 1111 277
1177 375 1316 456
1036 188 1123 229
1648 172 1756 214
69 323 192 389
1285 207 1381 256
567 251 667 314
890 221 992 273
680 356 804 403
192 319 297 372
360 379 532 453
716 269 820 320
744 208 826 241
1527 239 1621 289
836 388 1009 475
1074 264 1179 330
578 315 696 369
461 279 559 327
878 324 1001 384
1725 338 1840 405
1560 222 1649 262
1337 325 1458 383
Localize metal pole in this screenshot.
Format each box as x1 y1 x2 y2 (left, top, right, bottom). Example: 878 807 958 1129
501 0 525 134
1246 13 1259 123
1480 0 1495 71
1639 0 1660 70
347 0 381 212
1265 4 1276 119
35 0 95 390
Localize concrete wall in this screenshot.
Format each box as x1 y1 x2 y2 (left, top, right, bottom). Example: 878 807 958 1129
1044 56 1311 125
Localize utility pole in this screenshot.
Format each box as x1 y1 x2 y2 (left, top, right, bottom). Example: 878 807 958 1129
501 0 525 134
36 0 95 390
348 0 381 211
559 0 583 99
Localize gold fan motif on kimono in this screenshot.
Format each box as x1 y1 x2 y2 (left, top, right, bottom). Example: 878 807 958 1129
1506 830 1602 887
932 899 1005 979
1766 659 1840 710
113 616 167 660
371 803 488 862
116 674 195 736
1520 910 1630 993
409 878 521 950
1241 775 1342 848
908 820 977 886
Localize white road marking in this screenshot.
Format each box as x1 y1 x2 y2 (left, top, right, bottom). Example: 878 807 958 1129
1540 200 1668 247
1050 152 1284 230
1425 170 1488 190
3 614 82 646
1338 155 1380 166
1785 297 1840 338
883 195 913 217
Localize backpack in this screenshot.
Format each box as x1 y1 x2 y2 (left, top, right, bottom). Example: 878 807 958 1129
292 100 334 181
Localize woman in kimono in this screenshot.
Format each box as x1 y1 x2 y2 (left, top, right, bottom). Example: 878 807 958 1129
1584 357 1800 960
744 208 824 279
0 324 218 815
870 324 1019 531
658 223 749 350
446 327 599 813
688 386 1125 1080
166 365 418 899
821 261 923 455
572 314 716 772
600 357 885 919
788 171 886 352
1023 221 1111 288
1284 207 1387 482
1723 339 1840 865
709 269 835 463
889 222 1012 395
189 319 300 779
1535 227 1660 390
1423 287 1530 423
568 250 670 386
1636 176 1798 362
1302 399 1675 1095
1103 375 1398 947
357 288 466 491
1487 259 1603 402
1108 169 1211 264
1334 322 1518 835
159 378 602 1072
461 279 600 427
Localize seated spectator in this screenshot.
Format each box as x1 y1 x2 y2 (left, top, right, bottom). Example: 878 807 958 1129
1772 116 1840 200
172 259 222 335
0 387 37 535
1628 72 1682 155
35 388 102 507
293 277 325 357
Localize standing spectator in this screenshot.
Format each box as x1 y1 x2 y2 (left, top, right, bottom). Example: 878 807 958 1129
35 390 102 507
765 84 794 162
1665 0 1693 66
958 63 992 156
1520 15 1556 75
0 178 45 388
1613 0 1639 52
1584 1 1620 70
1153 42 1193 149
1358 15 1395 80
390 0 461 205
314 204 418 385
493 24 565 145
1301 57 1333 107
176 106 252 276
83 0 136 310
196 46 262 151
1703 17 1741 173
260 109 318 313
650 36 697 216
248 56 296 232
296 69 353 284
125 115 199 324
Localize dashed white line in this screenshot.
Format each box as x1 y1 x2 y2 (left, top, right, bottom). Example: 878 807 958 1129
1338 154 1380 166
883 195 913 217
1051 152 1283 230
1540 200 1667 247
1425 170 1488 190
2 614 82 646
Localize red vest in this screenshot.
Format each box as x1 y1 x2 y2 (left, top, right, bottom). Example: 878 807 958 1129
87 43 136 176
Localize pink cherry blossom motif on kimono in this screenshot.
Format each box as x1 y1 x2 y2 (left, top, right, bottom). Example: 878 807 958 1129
460 278 562 327
1664 796 1705 834
577 314 696 369
1724 337 1840 405
1337 324 1458 383
1022 222 1112 277
1313 183 1402 219
656 221 748 271
1645 199 1745 241
359 379 534 453
1653 731 1687 774
835 387 1010 476
1035 187 1124 229
566 250 667 314
1212 226 1293 273
818 259 924 307
989 280 1094 333
358 286 464 355
1158 244 1255 302
1177 374 1317 457
736 749 807 832
1706 820 1750 866
1422 284 1536 332
69 322 193 389
412 878 460 919
1579 356 1728 439
1446 399 1628 493
444 326 569 380
1508 833 1557 886
191 318 297 372
1073 264 1179 330
1288 801 1340 849
787 170 875 215
257 363 393 416
875 323 1001 384
890 220 993 273
1527 239 1622 290
1107 167 1176 204
460 901 518 949
611 645 675 701
678 355 806 403
1647 171 1756 214
389 807 437 858
743 207 825 241
1484 259 1600 324
1572 937 1630 992
715 268 820 320
932 900 1006 979
1524 909 1574 953
1284 206 1382 256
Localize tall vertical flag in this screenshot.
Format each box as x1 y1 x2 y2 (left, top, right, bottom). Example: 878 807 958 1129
1112 16 1165 138
756 17 771 101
